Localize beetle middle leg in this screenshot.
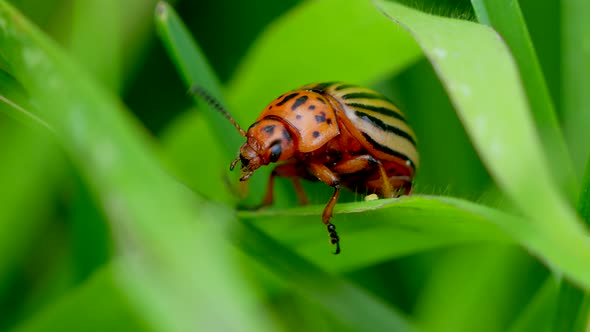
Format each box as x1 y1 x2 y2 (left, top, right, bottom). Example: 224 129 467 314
334 155 413 198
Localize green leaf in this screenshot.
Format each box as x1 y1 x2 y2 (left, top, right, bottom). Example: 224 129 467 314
373 0 590 289
0 3 271 332
226 0 423 122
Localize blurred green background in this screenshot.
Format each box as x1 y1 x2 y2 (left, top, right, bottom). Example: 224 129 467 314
0 0 583 331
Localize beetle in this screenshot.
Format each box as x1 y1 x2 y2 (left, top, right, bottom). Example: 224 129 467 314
193 82 419 254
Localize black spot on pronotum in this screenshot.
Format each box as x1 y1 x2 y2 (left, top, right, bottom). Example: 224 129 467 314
291 96 309 111
276 93 299 106
315 111 327 123
263 125 276 135
316 97 326 104
308 105 316 111
296 114 302 120
313 131 320 138
283 129 292 142
326 118 333 125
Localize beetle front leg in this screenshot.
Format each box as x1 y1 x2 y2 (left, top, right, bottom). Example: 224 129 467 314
307 163 341 254
257 161 309 208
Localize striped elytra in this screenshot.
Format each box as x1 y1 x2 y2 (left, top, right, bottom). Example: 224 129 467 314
194 82 419 254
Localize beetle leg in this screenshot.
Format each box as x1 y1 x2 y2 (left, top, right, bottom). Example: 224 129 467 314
332 154 377 173
307 163 341 254
291 178 310 205
258 161 308 208
377 162 393 198
332 154 416 198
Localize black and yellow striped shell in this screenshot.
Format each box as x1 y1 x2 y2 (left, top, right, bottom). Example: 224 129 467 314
256 82 419 177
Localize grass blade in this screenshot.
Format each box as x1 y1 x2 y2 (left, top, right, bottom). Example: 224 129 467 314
470 0 577 201
240 196 512 272
562 0 590 180
0 3 271 332
373 0 590 289
155 2 242 153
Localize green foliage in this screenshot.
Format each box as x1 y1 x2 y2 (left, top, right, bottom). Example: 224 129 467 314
0 0 588 331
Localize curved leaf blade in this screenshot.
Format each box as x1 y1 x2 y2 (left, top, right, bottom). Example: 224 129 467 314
0 3 271 332
240 196 513 272
155 1 242 152
373 1 590 290
470 0 577 201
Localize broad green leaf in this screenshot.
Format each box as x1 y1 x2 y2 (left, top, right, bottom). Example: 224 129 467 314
0 3 271 332
373 0 590 289
470 0 577 202
226 0 423 123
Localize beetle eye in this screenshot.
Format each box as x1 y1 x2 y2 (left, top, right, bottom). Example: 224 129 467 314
269 142 282 163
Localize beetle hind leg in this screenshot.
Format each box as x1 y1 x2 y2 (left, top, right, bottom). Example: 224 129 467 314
307 163 342 254
323 185 341 254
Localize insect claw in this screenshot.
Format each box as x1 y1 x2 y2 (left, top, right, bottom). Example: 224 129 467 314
327 223 340 255
332 241 340 255
240 171 253 181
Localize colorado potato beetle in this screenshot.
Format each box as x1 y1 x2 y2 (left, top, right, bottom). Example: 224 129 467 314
193 82 419 254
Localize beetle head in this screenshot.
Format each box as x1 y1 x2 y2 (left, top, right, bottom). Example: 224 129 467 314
230 119 295 181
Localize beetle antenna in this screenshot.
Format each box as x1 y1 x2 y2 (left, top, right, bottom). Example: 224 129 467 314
190 85 246 137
